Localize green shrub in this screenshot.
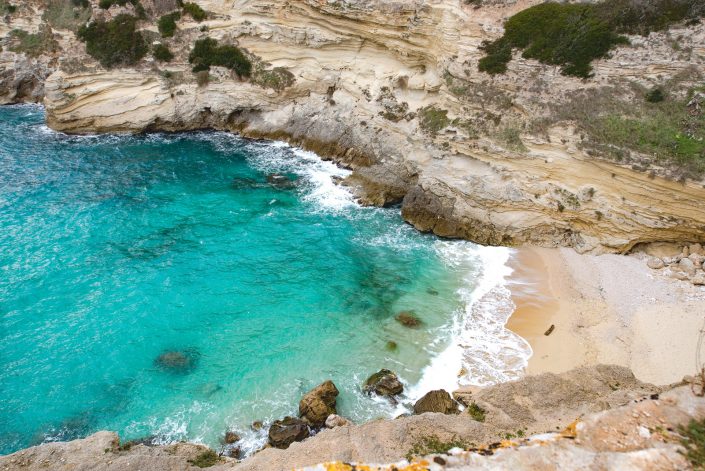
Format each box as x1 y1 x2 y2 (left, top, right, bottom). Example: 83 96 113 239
182 2 206 21
479 0 704 78
679 418 705 469
479 2 627 78
188 450 219 468
153 43 173 62
418 105 450 135
158 12 180 37
77 14 148 68
9 25 59 57
467 402 486 422
42 0 92 32
406 436 469 461
1 1 17 14
646 87 666 103
188 37 252 76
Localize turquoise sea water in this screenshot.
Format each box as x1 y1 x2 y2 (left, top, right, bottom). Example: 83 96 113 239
1 105 507 455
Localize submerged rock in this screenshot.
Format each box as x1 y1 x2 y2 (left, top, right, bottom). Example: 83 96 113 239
385 340 398 351
223 430 240 444
363 369 404 397
266 173 296 189
299 380 339 427
413 389 460 415
251 421 263 431
153 349 200 374
268 417 310 449
395 311 422 328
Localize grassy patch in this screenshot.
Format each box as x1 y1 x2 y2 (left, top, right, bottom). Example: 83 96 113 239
679 418 705 469
182 2 206 21
153 43 173 62
188 450 220 468
406 436 469 461
497 126 527 152
418 105 450 135
42 0 92 32
9 26 59 57
188 37 252 76
479 0 704 78
467 402 486 422
251 63 295 91
158 12 180 37
77 14 148 68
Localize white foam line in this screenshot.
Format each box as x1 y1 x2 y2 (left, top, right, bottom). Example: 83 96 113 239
407 242 532 400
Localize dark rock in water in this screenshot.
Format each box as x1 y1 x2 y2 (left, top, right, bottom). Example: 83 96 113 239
426 288 439 296
154 348 200 374
395 311 422 328
251 421 263 431
385 340 398 351
268 417 310 449
266 173 296 189
225 446 241 459
363 369 404 397
413 389 460 415
299 380 339 427
223 430 240 444
230 177 262 190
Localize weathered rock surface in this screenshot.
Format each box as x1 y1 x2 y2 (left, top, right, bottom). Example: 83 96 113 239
268 417 311 449
413 390 461 415
299 380 339 427
324 414 352 429
363 369 404 397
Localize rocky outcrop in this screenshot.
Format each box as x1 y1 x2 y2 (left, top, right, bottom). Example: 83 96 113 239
299 380 339 427
324 414 352 429
642 243 705 286
363 369 404 397
413 390 460 415
1 365 691 471
268 417 311 449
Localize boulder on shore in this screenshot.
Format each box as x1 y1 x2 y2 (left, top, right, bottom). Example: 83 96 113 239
325 414 352 428
268 417 310 449
363 369 404 396
413 389 460 415
299 380 339 427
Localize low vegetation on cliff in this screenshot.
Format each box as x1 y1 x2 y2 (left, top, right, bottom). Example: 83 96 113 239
188 37 252 76
182 2 206 22
479 0 705 78
8 25 59 57
77 14 147 68
158 12 180 37
43 0 92 32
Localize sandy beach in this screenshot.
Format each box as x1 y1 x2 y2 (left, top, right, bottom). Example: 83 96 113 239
507 247 705 386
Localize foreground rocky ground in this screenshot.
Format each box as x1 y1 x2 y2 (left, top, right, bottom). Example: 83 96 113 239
2 0 705 254
2 365 704 470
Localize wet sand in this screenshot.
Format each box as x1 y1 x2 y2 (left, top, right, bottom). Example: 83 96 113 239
507 247 705 386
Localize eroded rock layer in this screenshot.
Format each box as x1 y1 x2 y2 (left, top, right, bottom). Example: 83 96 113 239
2 0 705 252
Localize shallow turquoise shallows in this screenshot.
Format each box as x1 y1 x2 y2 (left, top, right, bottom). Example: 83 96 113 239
0 106 484 455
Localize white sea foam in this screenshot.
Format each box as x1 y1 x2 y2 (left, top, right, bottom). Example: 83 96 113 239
408 242 532 400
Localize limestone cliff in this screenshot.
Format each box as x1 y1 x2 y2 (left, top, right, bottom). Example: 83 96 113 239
1 0 705 253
